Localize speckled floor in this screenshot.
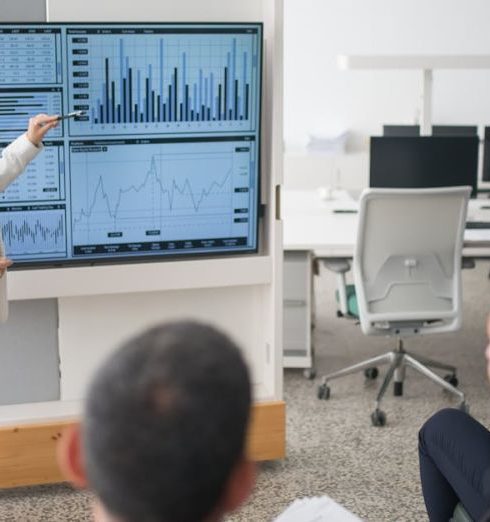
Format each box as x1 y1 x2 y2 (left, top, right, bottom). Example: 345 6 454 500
0 262 489 522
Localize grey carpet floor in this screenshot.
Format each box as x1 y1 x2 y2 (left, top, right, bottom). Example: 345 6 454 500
0 262 488 521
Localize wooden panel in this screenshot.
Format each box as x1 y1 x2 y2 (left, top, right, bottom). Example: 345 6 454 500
247 401 286 461
0 421 69 487
0 401 286 488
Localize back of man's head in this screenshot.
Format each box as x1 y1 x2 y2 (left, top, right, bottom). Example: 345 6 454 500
81 320 252 522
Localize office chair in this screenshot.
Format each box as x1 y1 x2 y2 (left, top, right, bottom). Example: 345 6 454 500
317 186 471 426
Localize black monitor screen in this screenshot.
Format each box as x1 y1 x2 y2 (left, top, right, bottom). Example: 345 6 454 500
432 125 478 136
0 22 263 268
370 136 479 197
383 125 420 137
483 127 490 182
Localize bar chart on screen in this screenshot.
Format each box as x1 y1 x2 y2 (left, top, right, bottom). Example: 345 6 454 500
65 27 260 136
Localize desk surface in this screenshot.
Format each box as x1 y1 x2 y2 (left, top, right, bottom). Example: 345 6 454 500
283 189 490 258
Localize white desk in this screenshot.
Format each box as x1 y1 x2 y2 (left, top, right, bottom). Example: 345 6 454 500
282 189 490 373
284 189 490 258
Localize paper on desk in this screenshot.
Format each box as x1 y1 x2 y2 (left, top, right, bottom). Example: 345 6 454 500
273 495 362 522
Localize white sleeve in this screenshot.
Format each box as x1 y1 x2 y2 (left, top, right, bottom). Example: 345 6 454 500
0 134 43 192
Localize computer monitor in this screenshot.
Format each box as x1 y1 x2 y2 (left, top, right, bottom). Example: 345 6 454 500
432 125 478 136
370 136 479 198
483 127 490 182
383 124 478 137
383 125 420 137
0 22 263 268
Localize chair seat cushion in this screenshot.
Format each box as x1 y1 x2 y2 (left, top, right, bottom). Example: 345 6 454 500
335 284 359 318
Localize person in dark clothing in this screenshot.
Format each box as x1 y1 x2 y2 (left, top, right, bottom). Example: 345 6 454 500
419 315 490 521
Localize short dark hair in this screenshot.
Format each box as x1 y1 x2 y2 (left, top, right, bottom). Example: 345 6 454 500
82 320 252 522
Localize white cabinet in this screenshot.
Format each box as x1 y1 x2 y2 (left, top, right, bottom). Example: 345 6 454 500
283 250 315 375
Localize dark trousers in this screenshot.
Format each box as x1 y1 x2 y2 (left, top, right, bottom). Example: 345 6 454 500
419 408 490 522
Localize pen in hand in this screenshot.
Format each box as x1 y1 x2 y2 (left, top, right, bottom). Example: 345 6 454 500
55 110 86 121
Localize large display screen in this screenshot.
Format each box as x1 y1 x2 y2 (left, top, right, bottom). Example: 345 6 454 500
0 23 262 267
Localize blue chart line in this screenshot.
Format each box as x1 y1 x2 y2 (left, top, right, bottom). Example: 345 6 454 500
74 156 232 226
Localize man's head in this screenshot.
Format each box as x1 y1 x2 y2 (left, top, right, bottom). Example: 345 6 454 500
59 320 255 522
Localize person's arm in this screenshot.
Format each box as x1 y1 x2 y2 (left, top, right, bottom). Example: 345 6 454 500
0 114 58 192
0 114 59 273
0 257 12 278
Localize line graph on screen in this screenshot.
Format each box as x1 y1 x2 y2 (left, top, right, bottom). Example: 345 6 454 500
69 139 251 248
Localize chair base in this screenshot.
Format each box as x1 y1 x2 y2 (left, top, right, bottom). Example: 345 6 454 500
317 339 467 426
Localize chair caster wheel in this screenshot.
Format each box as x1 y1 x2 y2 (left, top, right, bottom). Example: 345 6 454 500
336 310 343 318
364 367 378 380
459 401 469 414
317 384 330 400
393 381 403 396
444 374 458 387
303 368 316 380
371 409 386 427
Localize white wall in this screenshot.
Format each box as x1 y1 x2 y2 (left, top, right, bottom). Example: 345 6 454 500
43 0 284 404
284 0 490 190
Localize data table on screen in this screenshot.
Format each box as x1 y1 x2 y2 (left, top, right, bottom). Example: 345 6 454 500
0 141 65 203
0 28 63 85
